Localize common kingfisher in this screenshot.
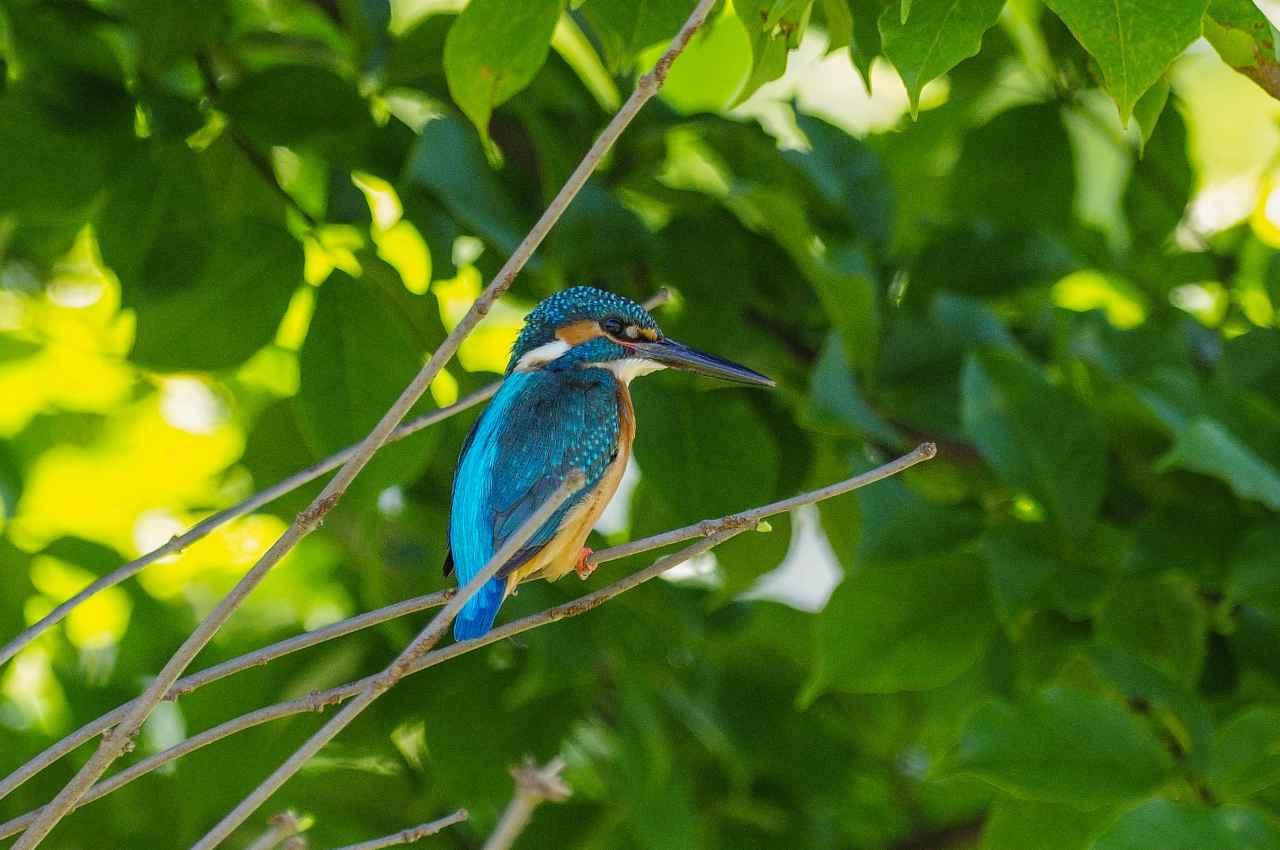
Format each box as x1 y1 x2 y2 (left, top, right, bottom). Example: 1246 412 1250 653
446 286 774 640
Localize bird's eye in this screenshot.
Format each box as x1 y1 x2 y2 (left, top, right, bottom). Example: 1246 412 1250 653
602 318 625 336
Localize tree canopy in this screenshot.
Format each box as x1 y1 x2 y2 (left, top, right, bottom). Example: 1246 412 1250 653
2 0 1280 847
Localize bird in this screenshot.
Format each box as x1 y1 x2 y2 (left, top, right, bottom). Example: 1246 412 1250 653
445 286 774 640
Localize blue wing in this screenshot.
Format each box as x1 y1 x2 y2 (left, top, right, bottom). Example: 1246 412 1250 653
448 367 621 639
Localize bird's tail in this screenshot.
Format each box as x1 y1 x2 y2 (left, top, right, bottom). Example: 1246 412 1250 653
453 576 506 641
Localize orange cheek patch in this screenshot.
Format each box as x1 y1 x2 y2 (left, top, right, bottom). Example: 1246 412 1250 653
557 320 603 345
639 327 659 341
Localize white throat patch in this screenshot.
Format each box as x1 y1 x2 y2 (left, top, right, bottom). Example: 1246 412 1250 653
603 358 666 384
513 339 570 372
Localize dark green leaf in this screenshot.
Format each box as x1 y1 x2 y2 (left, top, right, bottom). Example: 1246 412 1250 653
787 112 895 251
443 0 563 154
1095 574 1207 685
402 115 530 259
819 0 854 52
950 103 1076 229
879 0 1005 113
97 139 213 302
296 272 438 507
130 220 302 371
942 688 1175 807
119 0 227 73
1123 102 1191 244
1093 799 1280 849
1042 0 1209 121
1132 75 1170 153
983 525 1064 624
804 551 995 698
961 349 1107 541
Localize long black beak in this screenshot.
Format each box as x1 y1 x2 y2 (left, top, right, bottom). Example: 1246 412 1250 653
632 337 775 387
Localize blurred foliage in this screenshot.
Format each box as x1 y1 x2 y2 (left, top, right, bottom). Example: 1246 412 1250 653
1 0 1280 848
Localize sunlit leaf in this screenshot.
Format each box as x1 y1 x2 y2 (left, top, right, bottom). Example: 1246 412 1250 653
879 0 1005 114
1042 0 1209 121
443 0 563 156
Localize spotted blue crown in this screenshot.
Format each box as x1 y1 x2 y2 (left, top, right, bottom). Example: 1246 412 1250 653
507 286 658 374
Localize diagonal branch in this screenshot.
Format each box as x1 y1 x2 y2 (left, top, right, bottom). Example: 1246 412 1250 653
0 444 936 842
10 0 716 837
245 811 305 850
482 758 570 850
0 291 667 673
189 473 585 849
330 810 468 850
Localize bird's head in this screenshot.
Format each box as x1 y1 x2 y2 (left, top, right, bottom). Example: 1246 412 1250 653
507 286 774 388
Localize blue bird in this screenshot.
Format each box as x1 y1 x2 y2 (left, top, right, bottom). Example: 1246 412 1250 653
445 286 774 640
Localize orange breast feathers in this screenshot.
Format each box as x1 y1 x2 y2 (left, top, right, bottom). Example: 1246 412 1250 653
504 381 636 589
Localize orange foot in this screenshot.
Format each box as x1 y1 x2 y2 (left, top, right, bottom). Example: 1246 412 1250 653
575 547 596 580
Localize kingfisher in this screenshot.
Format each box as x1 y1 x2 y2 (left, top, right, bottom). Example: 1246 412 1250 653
445 286 774 640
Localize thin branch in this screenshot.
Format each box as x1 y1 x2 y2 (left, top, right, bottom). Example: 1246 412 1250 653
482 758 570 850
246 811 305 850
11 7 704 827
190 474 584 849
0 445 937 842
329 810 468 850
0 291 670 673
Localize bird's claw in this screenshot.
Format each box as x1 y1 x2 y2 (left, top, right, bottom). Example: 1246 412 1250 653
575 547 596 580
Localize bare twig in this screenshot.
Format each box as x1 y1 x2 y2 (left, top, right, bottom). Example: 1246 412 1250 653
482 758 571 850
246 811 305 850
0 445 937 842
329 810 468 850
189 474 584 849
11 0 708 833
0 291 670 673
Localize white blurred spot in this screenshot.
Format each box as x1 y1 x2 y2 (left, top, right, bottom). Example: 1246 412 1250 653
1170 283 1216 313
378 486 406 517
452 235 484 267
160 378 227 435
744 505 842 612
133 509 185 560
47 279 104 309
661 551 722 587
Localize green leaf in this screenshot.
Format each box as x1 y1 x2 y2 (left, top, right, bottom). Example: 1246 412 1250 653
630 384 780 523
296 272 437 507
733 0 813 104
961 350 1107 542
1204 0 1280 99
581 0 695 70
804 332 905 447
130 221 302 371
981 797 1115 850
118 0 227 74
1123 102 1191 244
803 551 995 699
443 0 563 156
1042 0 1209 122
1092 799 1280 849
1230 525 1280 620
941 689 1175 807
1095 575 1207 686
1209 706 1280 799
848 0 887 88
219 66 376 170
1132 75 1170 154
787 112 895 252
96 139 213 302
950 103 1076 229
819 0 854 51
402 115 530 259
1157 417 1280 510
982 525 1064 624
855 465 984 562
878 0 1005 114
1086 645 1215 775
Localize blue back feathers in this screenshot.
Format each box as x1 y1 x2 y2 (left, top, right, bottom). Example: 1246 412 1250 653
449 366 622 639
507 286 658 373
